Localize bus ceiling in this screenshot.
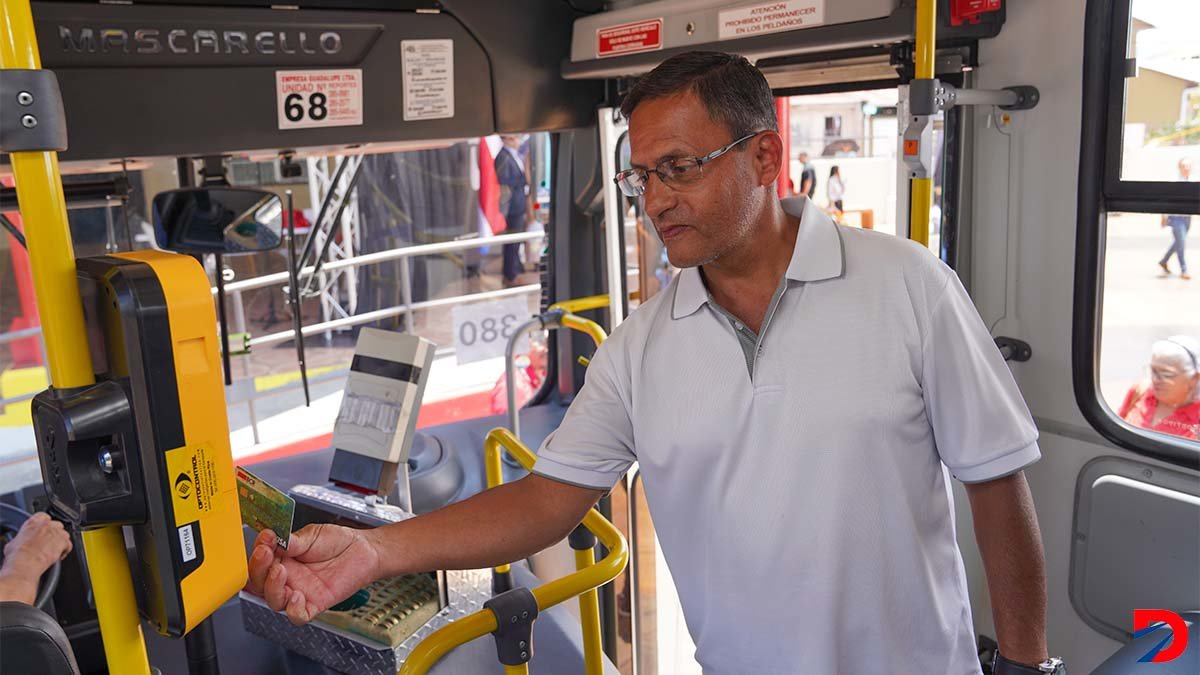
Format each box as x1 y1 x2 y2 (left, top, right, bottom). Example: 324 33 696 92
562 0 1003 83
13 0 604 165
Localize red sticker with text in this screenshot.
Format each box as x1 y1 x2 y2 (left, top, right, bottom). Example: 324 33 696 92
597 19 663 59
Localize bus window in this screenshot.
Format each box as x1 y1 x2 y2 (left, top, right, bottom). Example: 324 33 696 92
1076 0 1199 462
0 135 553 474
1099 210 1199 444
1118 1 1200 182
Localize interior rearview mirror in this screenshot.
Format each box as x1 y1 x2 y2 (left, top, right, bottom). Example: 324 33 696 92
152 187 284 254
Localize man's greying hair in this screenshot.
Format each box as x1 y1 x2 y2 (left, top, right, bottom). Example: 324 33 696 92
620 51 778 140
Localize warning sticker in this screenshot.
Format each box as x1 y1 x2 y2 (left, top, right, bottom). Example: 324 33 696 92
718 1 825 41
275 69 363 130
402 40 454 121
165 444 219 526
596 19 663 58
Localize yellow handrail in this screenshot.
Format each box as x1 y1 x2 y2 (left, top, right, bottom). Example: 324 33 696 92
914 0 936 81
549 295 609 315
399 428 628 675
909 0 937 247
0 3 152 673
573 544 604 675
560 313 608 348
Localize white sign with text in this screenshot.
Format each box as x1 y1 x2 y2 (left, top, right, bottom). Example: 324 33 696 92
452 296 531 365
275 69 363 130
402 39 454 121
718 1 825 40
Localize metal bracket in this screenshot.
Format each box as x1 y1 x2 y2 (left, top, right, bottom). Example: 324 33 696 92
31 381 147 527
995 337 1032 362
998 85 1040 110
914 80 1041 114
901 113 934 179
491 568 515 595
909 78 940 116
568 523 597 551
484 587 539 666
1123 57 1138 78
0 70 68 152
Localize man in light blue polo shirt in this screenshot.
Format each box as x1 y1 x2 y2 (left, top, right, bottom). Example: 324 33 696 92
246 52 1064 675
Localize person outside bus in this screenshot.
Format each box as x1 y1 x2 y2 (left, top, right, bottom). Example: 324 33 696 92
826 164 845 214
1158 157 1193 280
245 52 1062 675
797 150 816 199
1118 336 1200 441
496 134 534 286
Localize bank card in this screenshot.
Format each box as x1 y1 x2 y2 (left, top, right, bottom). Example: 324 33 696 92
235 466 294 550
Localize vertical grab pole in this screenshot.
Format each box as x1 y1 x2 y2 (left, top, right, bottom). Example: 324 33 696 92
503 317 547 442
908 0 937 246
598 109 626 329
0 2 152 673
914 0 936 83
570 526 604 675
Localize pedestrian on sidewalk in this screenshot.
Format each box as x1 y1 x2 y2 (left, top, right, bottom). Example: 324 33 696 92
827 165 845 215
1158 158 1193 281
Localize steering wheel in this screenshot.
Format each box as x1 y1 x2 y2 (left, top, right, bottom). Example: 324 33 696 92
0 502 62 610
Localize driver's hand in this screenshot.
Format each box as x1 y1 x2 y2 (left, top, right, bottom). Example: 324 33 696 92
0 512 72 603
244 525 382 626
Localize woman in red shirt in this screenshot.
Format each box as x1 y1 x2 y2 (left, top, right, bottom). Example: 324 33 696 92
1119 336 1200 441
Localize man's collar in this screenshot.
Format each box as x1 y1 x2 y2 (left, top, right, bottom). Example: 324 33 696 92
671 196 846 320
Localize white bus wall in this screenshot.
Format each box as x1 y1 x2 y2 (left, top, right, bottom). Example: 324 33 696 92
954 1 1194 671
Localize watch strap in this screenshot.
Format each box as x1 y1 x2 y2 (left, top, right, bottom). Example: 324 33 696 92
993 652 1066 675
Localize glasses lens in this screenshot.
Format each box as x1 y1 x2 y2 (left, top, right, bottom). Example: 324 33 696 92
616 170 645 197
660 158 702 185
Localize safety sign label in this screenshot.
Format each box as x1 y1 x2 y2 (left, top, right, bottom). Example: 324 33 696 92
276 69 363 130
718 1 825 40
596 19 663 58
402 39 454 121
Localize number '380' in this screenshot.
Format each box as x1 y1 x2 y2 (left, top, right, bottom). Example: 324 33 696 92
458 314 518 346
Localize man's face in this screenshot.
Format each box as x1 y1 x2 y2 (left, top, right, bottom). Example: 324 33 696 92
501 135 522 149
628 91 762 268
1180 159 1192 179
798 152 809 164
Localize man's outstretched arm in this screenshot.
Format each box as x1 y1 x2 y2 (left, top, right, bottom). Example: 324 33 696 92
245 473 604 625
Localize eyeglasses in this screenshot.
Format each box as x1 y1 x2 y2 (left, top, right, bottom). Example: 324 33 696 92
613 131 761 197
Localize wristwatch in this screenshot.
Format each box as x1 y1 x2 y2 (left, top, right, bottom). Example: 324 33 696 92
992 652 1066 675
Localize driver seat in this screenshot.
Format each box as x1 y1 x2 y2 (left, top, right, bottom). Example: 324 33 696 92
0 601 81 675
